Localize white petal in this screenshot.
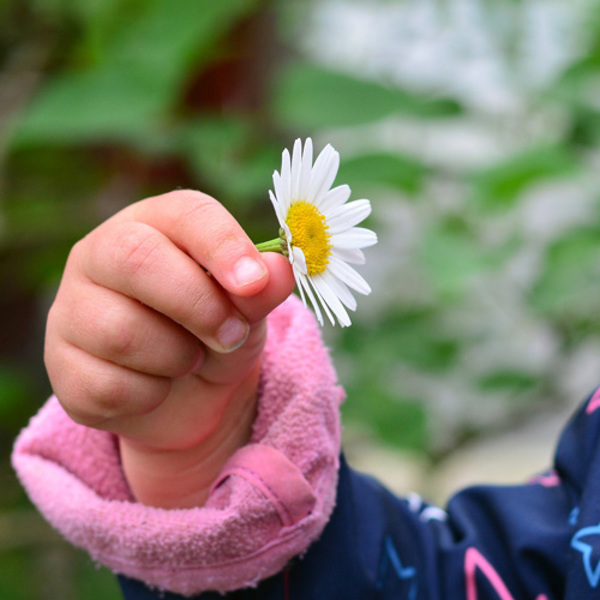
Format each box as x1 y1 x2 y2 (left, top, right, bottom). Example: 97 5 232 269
306 276 336 326
272 171 286 213
279 150 292 212
291 245 307 274
331 227 378 249
309 145 340 203
291 139 303 200
298 273 328 326
331 247 366 265
298 138 313 200
282 220 292 242
311 275 352 327
292 268 308 312
327 199 372 234
318 184 351 213
320 269 357 310
291 245 338 326
329 255 372 295
269 190 286 228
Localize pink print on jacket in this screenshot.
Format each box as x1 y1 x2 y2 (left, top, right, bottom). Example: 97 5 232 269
586 387 600 414
465 548 548 600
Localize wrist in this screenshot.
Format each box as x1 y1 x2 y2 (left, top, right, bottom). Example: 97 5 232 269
119 365 260 509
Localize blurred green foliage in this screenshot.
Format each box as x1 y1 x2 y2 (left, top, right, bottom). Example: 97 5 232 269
531 226 600 330
273 62 463 129
3 0 600 597
470 145 583 208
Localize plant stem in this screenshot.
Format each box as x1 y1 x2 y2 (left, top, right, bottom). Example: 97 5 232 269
255 238 284 253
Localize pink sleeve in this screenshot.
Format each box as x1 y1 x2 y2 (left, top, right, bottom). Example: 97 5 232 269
11 295 344 597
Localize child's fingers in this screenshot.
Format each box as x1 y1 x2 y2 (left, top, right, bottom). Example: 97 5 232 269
76 220 250 354
110 369 259 450
44 337 171 427
124 190 270 297
190 253 296 385
50 280 205 378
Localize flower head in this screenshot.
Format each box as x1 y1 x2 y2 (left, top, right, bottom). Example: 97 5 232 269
268 138 377 327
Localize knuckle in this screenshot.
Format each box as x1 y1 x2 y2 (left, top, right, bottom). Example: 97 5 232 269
67 238 84 266
69 233 92 260
59 287 143 363
78 369 131 423
56 364 130 426
170 193 245 261
64 374 170 428
207 228 241 262
99 306 142 360
63 404 108 428
116 224 162 280
171 193 218 235
54 386 109 429
46 337 169 429
45 299 61 333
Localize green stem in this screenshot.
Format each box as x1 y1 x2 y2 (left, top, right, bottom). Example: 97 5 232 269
255 238 284 253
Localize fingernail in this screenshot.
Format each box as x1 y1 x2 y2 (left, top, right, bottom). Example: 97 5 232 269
234 256 266 287
216 316 249 352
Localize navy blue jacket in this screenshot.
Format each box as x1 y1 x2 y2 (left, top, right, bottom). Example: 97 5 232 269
119 393 600 599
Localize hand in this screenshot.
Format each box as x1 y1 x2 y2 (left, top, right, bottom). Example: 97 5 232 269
44 189 295 508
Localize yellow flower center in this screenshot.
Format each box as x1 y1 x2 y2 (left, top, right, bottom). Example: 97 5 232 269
286 201 332 276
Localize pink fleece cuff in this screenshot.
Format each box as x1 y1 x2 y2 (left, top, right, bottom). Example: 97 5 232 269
12 296 344 596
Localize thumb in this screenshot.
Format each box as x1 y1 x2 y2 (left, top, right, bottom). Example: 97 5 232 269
196 252 295 385
230 251 296 325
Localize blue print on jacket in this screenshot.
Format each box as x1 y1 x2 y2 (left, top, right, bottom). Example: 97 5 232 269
377 535 417 599
119 386 600 600
571 524 600 588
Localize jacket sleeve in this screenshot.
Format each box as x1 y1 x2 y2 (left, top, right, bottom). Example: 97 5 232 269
121 386 600 600
11 295 344 597
14 291 600 599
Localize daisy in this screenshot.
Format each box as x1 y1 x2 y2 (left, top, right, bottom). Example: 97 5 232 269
256 138 377 327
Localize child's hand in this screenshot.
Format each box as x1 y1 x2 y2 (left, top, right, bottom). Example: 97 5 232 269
44 190 295 508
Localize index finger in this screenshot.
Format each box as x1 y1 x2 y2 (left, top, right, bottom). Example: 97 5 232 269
122 190 269 297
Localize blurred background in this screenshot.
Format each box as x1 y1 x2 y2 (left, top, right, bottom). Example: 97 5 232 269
3 0 600 597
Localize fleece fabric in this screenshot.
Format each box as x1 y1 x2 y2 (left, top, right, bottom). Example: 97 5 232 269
122 388 600 600
12 295 343 596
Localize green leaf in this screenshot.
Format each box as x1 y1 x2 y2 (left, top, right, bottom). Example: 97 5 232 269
342 389 428 452
340 309 460 373
337 152 430 196
11 0 261 147
13 67 169 145
477 370 539 396
104 0 260 81
179 116 279 204
530 227 600 327
550 51 600 107
420 224 492 300
470 145 581 208
272 62 462 129
27 0 127 23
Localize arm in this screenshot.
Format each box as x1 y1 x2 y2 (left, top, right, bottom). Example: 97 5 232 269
13 189 341 594
12 287 343 596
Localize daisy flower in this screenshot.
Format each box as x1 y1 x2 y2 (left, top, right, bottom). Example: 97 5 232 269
256 138 377 327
